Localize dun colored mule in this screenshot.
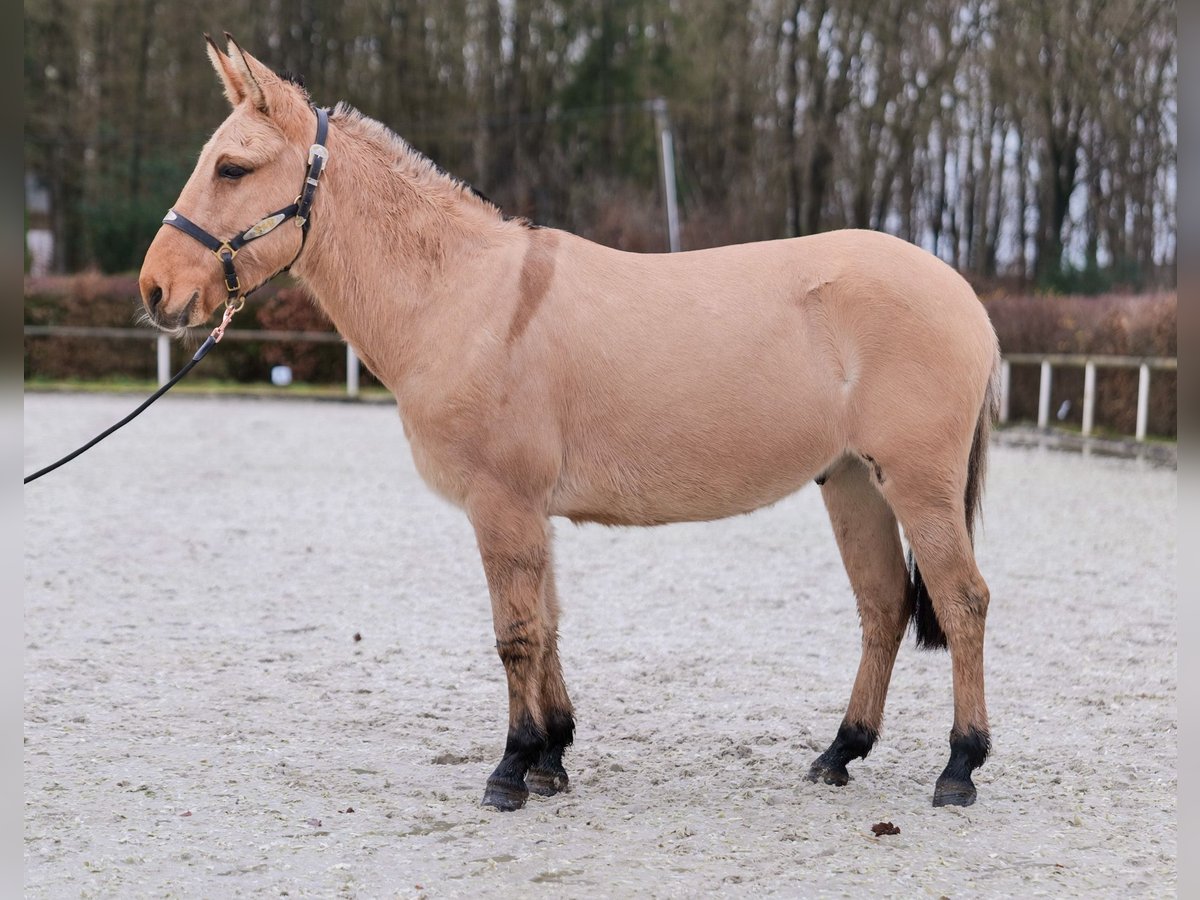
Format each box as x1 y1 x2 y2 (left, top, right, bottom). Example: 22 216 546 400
140 36 1001 811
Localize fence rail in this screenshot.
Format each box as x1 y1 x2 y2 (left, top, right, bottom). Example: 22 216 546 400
24 324 362 398
25 326 1176 439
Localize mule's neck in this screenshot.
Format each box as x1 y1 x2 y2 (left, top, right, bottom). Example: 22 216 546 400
290 106 519 387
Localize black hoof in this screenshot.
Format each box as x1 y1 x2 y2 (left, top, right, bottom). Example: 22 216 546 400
482 777 529 811
806 722 875 788
526 765 570 797
933 727 988 807
932 776 977 807
805 759 850 787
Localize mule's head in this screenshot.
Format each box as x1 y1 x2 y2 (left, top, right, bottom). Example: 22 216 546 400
139 35 318 332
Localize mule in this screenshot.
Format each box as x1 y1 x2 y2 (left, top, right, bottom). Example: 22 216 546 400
139 36 1001 811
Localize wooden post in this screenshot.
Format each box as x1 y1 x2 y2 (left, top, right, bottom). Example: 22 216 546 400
156 334 170 387
1136 363 1150 441
1082 361 1096 436
346 345 360 398
1037 360 1052 429
999 359 1011 424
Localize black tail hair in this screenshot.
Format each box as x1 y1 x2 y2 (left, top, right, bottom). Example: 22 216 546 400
908 349 1000 651
908 550 947 649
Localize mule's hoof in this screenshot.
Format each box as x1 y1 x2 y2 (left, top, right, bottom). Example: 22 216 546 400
805 759 850 787
482 777 529 812
526 766 570 797
932 777 977 807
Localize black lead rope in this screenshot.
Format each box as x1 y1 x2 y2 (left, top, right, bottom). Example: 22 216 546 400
23 107 330 486
23 336 220 484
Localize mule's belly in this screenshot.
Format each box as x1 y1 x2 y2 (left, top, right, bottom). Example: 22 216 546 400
549 381 843 526
551 461 823 526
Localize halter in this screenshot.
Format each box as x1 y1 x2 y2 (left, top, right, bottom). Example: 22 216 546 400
162 106 330 312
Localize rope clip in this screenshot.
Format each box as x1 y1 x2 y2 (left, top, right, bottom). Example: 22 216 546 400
211 296 244 343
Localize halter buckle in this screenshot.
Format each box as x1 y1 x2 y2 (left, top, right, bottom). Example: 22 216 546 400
215 242 240 294
308 143 329 166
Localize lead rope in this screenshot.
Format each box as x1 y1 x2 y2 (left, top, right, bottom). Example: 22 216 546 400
23 301 243 484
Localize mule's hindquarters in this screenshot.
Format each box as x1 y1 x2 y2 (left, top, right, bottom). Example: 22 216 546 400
811 341 1000 806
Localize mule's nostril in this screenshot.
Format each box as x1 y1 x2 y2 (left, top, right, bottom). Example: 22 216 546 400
148 285 163 312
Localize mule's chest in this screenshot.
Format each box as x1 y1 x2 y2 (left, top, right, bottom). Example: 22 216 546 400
398 415 475 509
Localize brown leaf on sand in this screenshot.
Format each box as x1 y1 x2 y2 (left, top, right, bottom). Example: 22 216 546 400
353 632 362 642
871 821 900 836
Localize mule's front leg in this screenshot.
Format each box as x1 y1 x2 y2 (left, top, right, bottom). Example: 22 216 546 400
471 491 552 812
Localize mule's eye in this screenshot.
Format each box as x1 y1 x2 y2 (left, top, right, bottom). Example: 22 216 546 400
218 163 250 180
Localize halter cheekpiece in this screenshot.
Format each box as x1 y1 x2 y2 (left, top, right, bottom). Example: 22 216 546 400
162 106 330 308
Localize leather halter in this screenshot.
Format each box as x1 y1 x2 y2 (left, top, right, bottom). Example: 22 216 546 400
162 106 330 307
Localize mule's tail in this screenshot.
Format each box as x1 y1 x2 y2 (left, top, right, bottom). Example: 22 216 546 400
909 348 1001 650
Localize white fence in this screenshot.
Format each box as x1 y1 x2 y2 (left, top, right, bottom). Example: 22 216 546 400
999 353 1176 441
25 326 1176 439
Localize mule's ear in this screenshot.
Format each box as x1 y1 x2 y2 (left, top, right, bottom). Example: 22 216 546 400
224 33 274 114
206 33 245 107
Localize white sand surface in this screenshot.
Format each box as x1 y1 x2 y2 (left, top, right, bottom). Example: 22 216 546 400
24 393 1176 897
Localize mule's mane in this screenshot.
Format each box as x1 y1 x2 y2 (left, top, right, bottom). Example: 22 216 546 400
328 101 524 226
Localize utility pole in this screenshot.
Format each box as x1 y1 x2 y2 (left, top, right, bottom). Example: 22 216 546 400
652 97 681 252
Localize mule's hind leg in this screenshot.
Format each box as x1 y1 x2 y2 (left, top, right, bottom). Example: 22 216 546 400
881 478 991 807
526 562 576 796
469 487 552 812
807 456 910 787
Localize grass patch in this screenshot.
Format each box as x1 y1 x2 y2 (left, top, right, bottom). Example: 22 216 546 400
24 376 394 403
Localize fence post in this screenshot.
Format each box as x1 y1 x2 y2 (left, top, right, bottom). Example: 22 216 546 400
999 359 1011 424
346 345 360 398
652 97 682 253
1136 363 1150 441
1037 360 1052 429
1082 361 1096 436
156 334 170 387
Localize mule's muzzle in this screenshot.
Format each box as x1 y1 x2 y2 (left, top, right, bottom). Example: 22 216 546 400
139 273 202 333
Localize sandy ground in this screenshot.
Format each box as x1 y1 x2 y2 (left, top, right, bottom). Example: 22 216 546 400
24 393 1176 898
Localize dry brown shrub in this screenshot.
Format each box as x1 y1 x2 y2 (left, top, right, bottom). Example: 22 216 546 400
253 287 344 383
24 273 1176 438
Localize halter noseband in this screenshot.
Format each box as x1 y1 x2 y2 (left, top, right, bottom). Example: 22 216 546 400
162 106 330 309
